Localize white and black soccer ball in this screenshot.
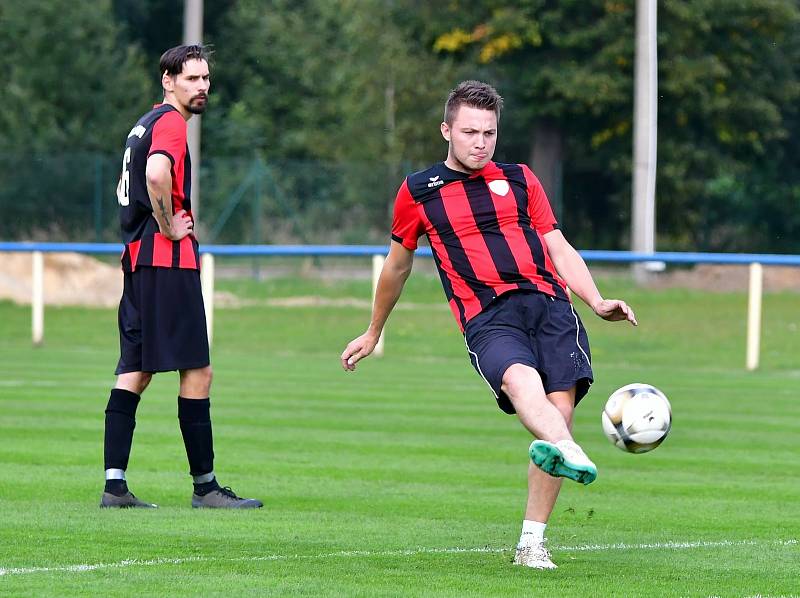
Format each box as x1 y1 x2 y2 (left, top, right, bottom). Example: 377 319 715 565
601 383 672 453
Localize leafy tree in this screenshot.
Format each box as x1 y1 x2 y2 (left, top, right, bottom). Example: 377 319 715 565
657 0 800 251
429 0 635 240
0 0 151 154
205 0 455 165
2 0 797 248
0 0 152 240
429 0 800 251
199 0 461 241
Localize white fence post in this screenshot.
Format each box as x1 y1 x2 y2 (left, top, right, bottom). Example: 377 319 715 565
201 253 215 348
372 254 385 357
32 251 44 346
746 262 763 371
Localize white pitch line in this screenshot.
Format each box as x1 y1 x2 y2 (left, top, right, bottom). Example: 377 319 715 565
557 538 798 551
1 539 796 577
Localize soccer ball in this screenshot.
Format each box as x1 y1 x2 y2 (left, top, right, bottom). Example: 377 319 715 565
601 383 672 453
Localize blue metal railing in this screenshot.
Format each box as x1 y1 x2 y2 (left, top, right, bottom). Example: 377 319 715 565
2 242 800 266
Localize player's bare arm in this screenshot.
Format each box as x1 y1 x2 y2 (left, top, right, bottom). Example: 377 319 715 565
145 153 193 240
341 241 414 371
543 229 637 326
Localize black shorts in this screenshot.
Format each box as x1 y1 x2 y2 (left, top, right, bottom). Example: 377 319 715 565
464 291 593 415
115 266 210 375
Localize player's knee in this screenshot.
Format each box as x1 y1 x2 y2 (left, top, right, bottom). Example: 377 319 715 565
181 366 213 396
139 372 153 392
202 366 213 390
549 391 575 427
501 364 543 402
117 371 153 395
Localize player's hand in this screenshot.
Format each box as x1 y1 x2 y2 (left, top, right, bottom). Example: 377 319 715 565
593 298 637 326
341 331 379 371
169 209 194 241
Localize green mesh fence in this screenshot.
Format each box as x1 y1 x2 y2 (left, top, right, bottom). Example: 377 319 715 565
0 153 411 245
2 152 797 253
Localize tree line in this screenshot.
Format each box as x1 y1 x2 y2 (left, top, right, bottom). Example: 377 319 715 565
1 0 798 251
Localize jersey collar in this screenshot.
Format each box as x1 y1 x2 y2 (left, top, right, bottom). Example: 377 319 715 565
437 160 496 181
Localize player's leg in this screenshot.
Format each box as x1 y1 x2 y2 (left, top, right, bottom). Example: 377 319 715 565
138 267 258 508
177 366 217 496
514 297 597 567
102 271 157 508
502 364 571 443
505 375 581 568
101 372 157 508
522 389 574 522
526 297 596 485
512 389 576 568
178 366 262 509
503 365 595 484
463 293 592 567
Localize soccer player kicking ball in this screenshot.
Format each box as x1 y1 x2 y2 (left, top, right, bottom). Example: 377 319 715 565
341 81 636 569
101 45 261 510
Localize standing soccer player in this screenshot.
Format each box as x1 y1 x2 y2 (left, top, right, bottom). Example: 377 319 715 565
341 81 637 568
101 45 261 509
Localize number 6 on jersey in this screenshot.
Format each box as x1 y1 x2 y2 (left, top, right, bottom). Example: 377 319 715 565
117 146 131 206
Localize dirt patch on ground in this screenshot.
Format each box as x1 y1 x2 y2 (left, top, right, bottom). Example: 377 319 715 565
2 253 797 309
0 252 123 307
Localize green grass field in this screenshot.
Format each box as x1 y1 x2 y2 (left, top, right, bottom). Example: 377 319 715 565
1 271 798 596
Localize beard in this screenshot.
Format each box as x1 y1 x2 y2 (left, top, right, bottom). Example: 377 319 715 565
187 96 208 115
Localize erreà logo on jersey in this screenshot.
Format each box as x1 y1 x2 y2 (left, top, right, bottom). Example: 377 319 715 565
127 125 146 139
427 175 444 188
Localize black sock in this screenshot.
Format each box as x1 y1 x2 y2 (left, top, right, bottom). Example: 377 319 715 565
193 478 221 496
104 479 129 496
178 396 215 482
104 388 141 471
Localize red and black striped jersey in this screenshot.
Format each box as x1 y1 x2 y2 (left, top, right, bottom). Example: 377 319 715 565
116 103 199 272
391 161 569 332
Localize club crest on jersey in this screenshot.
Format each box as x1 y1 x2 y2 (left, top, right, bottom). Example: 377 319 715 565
488 180 510 196
427 175 444 188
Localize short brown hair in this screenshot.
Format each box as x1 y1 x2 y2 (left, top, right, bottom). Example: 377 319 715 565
443 80 503 125
159 44 212 77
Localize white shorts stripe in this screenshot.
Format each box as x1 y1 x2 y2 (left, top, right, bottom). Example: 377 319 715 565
569 304 591 367
464 336 498 398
